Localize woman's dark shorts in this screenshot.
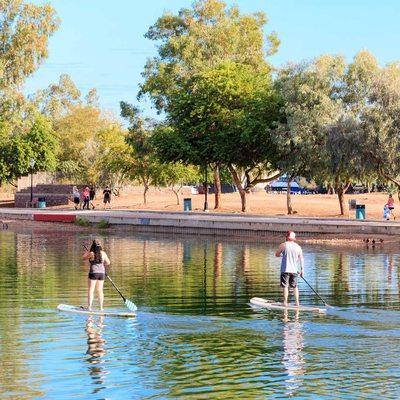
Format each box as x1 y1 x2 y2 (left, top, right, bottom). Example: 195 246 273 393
73 197 80 205
280 273 297 288
103 197 110 204
88 273 105 281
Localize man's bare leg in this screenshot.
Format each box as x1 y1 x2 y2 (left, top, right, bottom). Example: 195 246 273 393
283 286 289 306
294 287 300 306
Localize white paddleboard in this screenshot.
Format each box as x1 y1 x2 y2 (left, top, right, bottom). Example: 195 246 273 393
57 304 136 318
250 297 327 314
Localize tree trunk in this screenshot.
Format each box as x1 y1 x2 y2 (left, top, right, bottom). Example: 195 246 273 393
228 164 248 212
171 185 182 205
213 164 221 209
287 177 294 215
143 181 149 204
337 187 345 215
335 177 351 215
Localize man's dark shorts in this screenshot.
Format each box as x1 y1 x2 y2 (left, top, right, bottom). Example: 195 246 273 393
280 273 298 288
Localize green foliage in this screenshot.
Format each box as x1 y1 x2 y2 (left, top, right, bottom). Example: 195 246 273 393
0 0 60 88
120 102 165 203
75 217 90 227
140 0 276 112
0 115 59 185
97 219 110 229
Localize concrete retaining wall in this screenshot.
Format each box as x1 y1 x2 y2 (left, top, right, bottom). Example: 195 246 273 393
0 209 397 237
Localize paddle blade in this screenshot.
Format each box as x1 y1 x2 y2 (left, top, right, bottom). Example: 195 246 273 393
125 299 137 312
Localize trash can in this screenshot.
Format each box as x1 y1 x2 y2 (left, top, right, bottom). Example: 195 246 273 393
356 204 365 219
183 198 192 211
38 197 46 209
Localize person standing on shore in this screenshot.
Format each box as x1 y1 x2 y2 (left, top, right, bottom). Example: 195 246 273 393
387 194 395 219
275 231 304 307
82 186 90 210
83 240 111 311
89 187 96 209
103 186 112 209
72 186 80 210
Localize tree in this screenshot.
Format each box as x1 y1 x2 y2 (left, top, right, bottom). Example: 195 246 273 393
0 115 58 185
275 52 378 215
0 0 59 88
121 102 164 204
32 74 82 120
152 62 282 212
54 105 109 183
360 62 400 198
91 124 134 188
159 163 201 205
140 0 279 208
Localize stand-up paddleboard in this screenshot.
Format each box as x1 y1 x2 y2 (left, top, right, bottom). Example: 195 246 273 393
250 297 327 314
57 304 136 318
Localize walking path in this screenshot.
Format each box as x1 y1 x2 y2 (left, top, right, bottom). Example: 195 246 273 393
0 208 398 238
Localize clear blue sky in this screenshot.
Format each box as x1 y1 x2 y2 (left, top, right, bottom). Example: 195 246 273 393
25 0 400 119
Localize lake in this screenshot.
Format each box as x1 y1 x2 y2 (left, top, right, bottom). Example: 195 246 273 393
0 226 399 399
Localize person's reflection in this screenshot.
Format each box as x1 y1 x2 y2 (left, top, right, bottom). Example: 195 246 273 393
384 254 394 284
85 316 107 394
282 309 305 397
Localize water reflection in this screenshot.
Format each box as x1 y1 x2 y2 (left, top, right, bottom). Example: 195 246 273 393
1 228 400 399
85 315 107 395
282 309 305 398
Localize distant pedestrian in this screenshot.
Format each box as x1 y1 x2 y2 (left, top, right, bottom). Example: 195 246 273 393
89 187 96 209
83 187 90 210
103 186 112 209
72 186 80 210
387 194 395 219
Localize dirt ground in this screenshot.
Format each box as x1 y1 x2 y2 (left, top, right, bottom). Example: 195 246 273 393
81 190 393 220
0 187 396 220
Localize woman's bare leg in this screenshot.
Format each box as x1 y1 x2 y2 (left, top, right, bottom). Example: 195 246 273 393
88 279 96 310
96 280 105 310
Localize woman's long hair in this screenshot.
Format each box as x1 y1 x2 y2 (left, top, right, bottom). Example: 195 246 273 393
90 240 103 263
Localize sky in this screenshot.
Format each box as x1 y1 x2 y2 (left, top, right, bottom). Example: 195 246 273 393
25 0 400 119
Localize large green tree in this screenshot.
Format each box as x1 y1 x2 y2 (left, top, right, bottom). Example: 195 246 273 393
140 0 279 208
152 62 282 212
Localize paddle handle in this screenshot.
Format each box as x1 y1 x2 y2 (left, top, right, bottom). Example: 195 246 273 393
105 273 126 302
300 274 329 306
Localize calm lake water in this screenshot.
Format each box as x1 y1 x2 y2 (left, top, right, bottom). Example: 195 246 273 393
0 226 400 399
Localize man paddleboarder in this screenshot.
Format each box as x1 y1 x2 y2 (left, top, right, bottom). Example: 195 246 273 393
275 231 304 307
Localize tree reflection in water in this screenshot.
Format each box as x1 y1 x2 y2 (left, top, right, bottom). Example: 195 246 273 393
282 309 306 398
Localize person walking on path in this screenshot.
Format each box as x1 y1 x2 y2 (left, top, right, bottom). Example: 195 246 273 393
89 187 96 209
275 231 304 307
387 194 395 219
82 187 90 210
83 240 111 311
103 186 112 209
72 186 80 210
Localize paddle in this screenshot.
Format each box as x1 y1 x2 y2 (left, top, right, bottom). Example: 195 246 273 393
299 274 331 308
83 245 137 312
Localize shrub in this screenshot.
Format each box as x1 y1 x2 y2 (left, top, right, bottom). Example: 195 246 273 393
97 219 110 229
75 217 91 227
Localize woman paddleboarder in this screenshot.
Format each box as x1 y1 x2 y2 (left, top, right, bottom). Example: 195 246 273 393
83 240 111 311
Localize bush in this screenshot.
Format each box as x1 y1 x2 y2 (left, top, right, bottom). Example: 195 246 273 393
97 219 110 229
75 217 91 227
